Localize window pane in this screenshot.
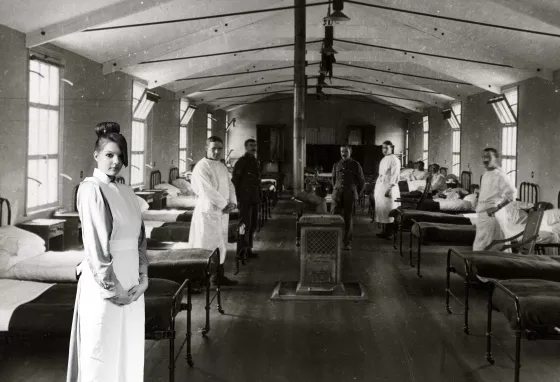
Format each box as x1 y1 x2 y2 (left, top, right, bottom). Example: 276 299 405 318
179 150 187 173
131 153 145 185
179 126 187 149
49 66 59 106
133 82 145 112
38 108 49 155
48 110 59 155
37 158 49 207
39 62 50 105
27 159 39 208
29 66 39 104
48 158 58 203
180 98 189 115
28 107 39 155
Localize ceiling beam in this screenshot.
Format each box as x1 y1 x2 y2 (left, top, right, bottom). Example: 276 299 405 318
26 0 175 48
103 1 292 75
356 3 553 82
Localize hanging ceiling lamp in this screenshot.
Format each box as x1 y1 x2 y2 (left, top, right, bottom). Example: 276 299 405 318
326 0 350 23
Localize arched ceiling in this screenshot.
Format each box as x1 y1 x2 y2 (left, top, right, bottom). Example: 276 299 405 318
2 0 560 113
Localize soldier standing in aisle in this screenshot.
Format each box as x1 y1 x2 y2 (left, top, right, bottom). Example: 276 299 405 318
331 145 366 250
232 139 261 259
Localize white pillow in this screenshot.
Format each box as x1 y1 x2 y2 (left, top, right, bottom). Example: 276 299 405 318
172 178 194 195
0 226 46 271
154 183 180 197
136 196 150 213
463 193 478 210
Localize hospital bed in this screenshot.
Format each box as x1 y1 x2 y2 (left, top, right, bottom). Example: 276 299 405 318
0 198 225 366
149 169 197 210
0 278 188 381
445 210 560 334
485 278 560 382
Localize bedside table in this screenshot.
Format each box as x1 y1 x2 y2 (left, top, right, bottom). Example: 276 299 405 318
143 189 168 210
53 211 82 250
18 219 65 251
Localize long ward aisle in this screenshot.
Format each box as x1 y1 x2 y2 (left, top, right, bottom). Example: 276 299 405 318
1 198 558 381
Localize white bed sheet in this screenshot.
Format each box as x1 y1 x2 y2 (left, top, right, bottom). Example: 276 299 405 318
0 244 191 284
142 209 187 222
144 220 165 238
435 199 473 212
0 250 84 282
166 195 197 209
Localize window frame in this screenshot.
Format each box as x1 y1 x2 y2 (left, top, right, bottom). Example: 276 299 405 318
404 129 409 166
207 112 213 138
130 81 150 187
422 115 429 163
446 102 462 173
26 53 63 214
179 98 191 174
489 87 518 185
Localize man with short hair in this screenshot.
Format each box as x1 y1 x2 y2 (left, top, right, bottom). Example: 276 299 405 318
188 136 238 286
232 138 261 259
428 163 447 193
473 148 516 251
411 161 429 180
331 145 365 250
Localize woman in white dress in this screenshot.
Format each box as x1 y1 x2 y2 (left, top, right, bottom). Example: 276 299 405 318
67 122 149 382
374 141 401 239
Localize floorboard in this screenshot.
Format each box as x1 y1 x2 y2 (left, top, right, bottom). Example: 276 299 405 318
1 199 559 381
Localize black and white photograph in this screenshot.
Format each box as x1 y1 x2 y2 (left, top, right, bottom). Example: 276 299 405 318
1 0 560 381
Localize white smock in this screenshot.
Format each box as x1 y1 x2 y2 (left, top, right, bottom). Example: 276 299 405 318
187 157 237 263
67 168 147 382
374 154 401 224
472 168 516 251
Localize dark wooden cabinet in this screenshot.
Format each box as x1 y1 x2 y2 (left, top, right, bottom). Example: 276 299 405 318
257 125 285 162
347 125 375 145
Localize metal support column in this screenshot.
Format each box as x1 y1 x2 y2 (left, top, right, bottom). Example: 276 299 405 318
293 0 306 195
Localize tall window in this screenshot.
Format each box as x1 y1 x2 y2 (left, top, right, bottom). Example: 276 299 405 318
422 116 429 163
131 82 147 186
27 57 60 211
131 82 158 186
489 87 518 185
404 129 409 166
179 98 196 173
447 102 462 173
207 112 213 138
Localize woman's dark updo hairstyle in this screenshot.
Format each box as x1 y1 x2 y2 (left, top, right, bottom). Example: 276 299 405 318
95 122 128 167
382 140 395 152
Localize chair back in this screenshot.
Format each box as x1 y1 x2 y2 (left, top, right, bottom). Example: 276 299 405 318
416 174 433 209
519 210 544 254
518 182 539 206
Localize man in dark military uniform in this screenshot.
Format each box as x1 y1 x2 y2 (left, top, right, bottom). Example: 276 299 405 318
331 145 365 250
232 139 261 258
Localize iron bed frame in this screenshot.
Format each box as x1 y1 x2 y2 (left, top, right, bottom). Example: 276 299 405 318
0 196 224 374
445 209 543 334
485 280 560 382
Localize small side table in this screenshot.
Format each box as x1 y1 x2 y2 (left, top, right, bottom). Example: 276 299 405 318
142 189 168 210
135 191 158 211
53 211 82 250
18 219 65 251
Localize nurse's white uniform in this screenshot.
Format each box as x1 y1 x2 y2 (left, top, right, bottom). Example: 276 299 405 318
67 168 148 382
187 157 237 264
374 154 401 223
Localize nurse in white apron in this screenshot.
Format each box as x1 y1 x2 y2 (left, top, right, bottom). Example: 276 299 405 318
67 122 149 382
374 141 401 238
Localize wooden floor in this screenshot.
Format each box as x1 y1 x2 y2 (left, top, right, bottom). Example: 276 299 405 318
2 199 560 382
